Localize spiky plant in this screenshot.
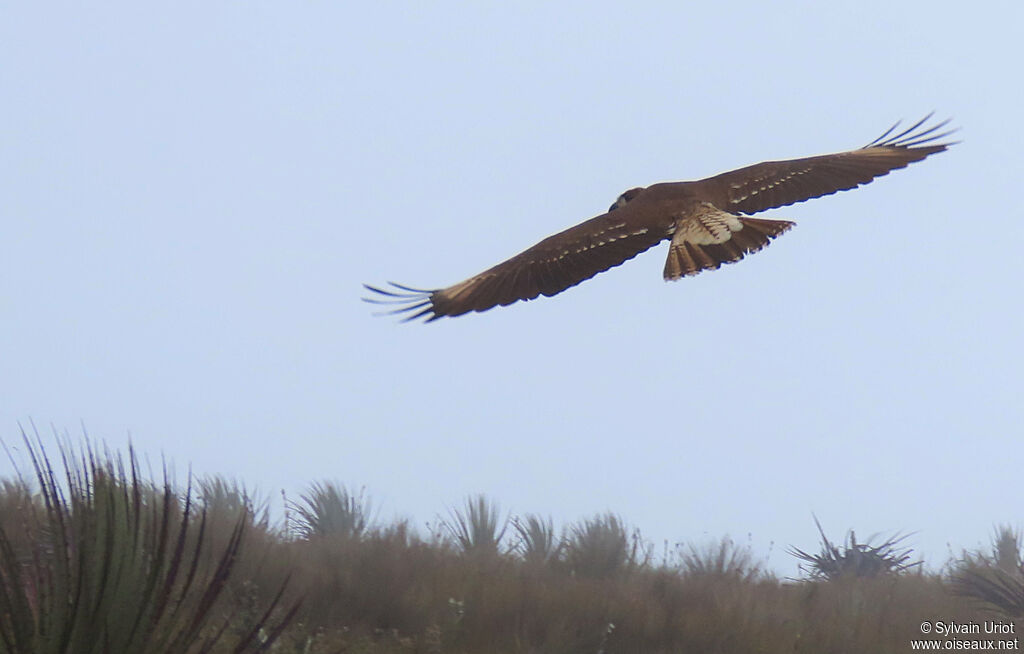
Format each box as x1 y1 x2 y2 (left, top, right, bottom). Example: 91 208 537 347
289 481 371 541
441 495 508 556
789 516 920 581
512 514 560 565
0 479 36 562
198 476 270 531
954 568 1024 618
0 432 298 654
563 513 643 578
0 479 34 520
678 536 764 582
991 525 1023 573
953 525 1024 617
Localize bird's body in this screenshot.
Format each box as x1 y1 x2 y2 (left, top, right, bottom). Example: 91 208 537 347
365 116 955 322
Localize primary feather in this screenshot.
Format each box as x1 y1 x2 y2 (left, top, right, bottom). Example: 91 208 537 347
364 115 956 322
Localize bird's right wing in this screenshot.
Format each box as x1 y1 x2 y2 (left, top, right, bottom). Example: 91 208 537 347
697 115 956 215
363 209 666 321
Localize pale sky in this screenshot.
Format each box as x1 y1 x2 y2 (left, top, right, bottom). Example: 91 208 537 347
2 2 1022 574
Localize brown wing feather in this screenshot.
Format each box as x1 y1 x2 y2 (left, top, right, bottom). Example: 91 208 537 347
365 116 957 322
363 209 667 321
698 115 956 215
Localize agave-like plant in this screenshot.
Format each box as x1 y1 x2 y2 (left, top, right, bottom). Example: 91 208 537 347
197 475 270 531
0 431 298 654
953 525 1024 617
441 495 508 556
512 514 560 565
789 516 920 581
954 568 1024 618
990 525 1023 573
563 513 648 578
288 481 372 541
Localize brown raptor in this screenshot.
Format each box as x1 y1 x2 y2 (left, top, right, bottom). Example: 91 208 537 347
365 116 955 322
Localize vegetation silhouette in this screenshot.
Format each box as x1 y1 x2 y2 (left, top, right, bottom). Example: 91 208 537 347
1 435 1019 653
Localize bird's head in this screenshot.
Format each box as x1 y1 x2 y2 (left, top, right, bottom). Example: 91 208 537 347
608 187 645 213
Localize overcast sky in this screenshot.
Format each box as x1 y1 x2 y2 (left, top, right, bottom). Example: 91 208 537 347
2 2 1021 574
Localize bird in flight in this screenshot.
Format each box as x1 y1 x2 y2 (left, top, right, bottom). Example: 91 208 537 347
364 115 955 322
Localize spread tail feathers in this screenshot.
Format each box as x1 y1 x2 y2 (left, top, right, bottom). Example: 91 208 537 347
663 216 794 280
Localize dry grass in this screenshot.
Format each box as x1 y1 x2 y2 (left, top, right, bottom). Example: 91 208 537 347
0 438 1013 654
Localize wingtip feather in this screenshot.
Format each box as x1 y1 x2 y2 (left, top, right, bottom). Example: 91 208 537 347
362 282 441 323
863 114 959 150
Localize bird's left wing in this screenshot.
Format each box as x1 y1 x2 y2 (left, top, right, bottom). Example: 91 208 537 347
363 209 666 322
697 115 956 216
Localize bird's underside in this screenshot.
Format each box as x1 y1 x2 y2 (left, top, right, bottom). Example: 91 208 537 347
364 115 955 322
